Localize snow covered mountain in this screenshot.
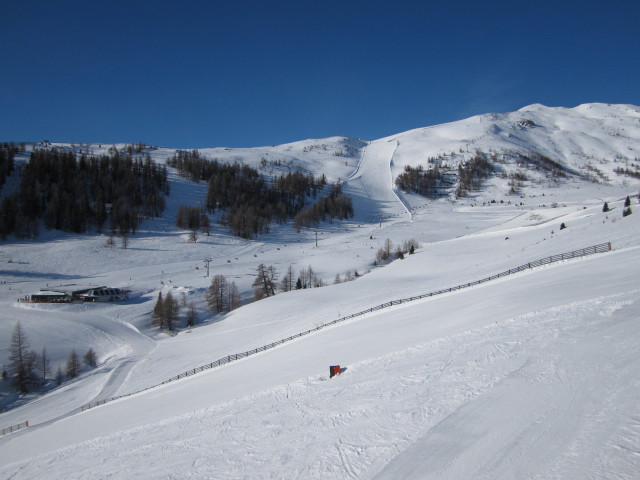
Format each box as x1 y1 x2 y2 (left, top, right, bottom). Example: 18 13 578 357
1 103 639 479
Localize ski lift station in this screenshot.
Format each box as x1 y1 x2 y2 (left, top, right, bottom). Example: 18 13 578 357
18 285 129 303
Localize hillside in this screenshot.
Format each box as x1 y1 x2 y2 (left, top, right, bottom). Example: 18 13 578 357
0 103 639 479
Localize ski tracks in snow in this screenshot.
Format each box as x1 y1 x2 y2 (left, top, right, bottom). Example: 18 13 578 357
373 292 640 480
2 291 639 479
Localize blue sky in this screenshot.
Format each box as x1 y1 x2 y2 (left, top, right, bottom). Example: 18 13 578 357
2 1 639 148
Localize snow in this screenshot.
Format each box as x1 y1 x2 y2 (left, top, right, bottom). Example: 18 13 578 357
1 103 639 479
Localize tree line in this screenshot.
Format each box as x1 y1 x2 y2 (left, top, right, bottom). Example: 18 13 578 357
151 291 198 331
374 238 418 265
614 166 640 179
292 182 354 232
150 262 349 332
455 154 494 197
175 205 210 241
394 163 450 198
0 142 22 192
0 147 169 240
395 153 495 199
169 149 354 239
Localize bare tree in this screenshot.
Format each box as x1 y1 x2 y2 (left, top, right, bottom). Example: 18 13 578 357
39 346 51 382
163 291 179 331
66 350 81 378
252 264 277 300
296 265 322 289
228 281 241 311
8 322 32 392
151 292 165 329
280 265 296 292
84 348 97 368
207 275 229 313
185 303 197 327
55 365 64 385
383 238 393 259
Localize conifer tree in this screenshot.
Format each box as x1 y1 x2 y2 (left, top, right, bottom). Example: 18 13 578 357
252 264 278 300
384 238 393 259
207 275 229 313
151 292 165 329
280 265 296 292
185 303 197 327
39 346 51 382
228 281 241 311
163 291 179 331
84 348 97 368
9 322 32 392
55 365 64 386
66 350 81 378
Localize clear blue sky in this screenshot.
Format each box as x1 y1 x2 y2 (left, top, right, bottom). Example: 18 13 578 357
2 0 639 148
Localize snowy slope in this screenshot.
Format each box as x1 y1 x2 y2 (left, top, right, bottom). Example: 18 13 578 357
386 103 640 178
1 215 638 479
0 104 639 479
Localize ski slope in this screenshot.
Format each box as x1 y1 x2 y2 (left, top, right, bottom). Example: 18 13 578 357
2 244 639 479
343 139 411 224
1 103 639 479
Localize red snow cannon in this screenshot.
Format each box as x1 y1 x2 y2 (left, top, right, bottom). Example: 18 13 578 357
329 365 342 378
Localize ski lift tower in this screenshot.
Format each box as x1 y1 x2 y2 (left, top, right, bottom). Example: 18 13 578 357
204 257 212 277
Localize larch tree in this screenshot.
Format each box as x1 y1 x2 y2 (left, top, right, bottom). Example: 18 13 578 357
39 346 51 382
185 303 197 327
280 265 296 292
252 264 278 300
9 322 32 392
151 292 165 329
163 291 179 331
55 365 64 385
228 281 241 311
383 238 393 259
84 348 97 368
66 350 81 378
207 274 229 313
298 265 319 289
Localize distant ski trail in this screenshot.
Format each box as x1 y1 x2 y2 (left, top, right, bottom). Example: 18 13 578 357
388 141 413 221
345 144 367 182
343 139 411 224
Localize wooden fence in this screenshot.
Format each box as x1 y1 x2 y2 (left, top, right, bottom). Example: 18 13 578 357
0 420 28 437
78 242 611 412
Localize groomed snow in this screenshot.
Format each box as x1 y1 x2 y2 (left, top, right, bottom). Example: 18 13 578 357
1 103 639 479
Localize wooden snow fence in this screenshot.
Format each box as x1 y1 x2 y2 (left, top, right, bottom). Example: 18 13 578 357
0 420 28 437
79 242 611 413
